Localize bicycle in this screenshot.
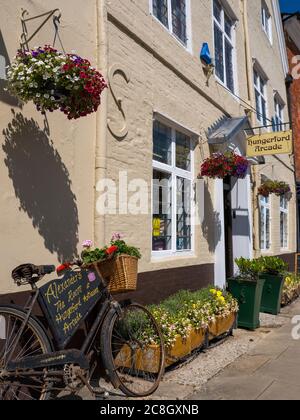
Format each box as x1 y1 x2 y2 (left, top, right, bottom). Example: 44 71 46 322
0 262 165 400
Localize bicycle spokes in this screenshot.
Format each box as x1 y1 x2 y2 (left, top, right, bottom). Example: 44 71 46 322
0 311 50 400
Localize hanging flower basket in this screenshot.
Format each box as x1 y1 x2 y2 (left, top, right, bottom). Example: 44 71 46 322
200 152 249 179
258 180 291 197
6 45 107 120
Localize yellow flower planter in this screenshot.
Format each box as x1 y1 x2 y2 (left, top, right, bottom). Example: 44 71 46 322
208 313 236 341
113 313 236 373
114 328 206 372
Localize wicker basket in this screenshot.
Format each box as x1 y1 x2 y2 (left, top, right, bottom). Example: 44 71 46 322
96 254 138 294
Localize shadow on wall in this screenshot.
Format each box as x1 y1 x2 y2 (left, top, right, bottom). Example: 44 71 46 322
0 30 20 107
2 110 79 261
201 181 222 253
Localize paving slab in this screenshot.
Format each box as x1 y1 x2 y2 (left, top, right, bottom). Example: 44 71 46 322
190 374 274 401
255 358 300 387
257 380 300 401
218 355 270 378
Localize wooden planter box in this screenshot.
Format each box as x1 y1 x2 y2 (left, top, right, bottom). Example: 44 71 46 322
114 327 206 373
114 313 236 373
208 313 236 341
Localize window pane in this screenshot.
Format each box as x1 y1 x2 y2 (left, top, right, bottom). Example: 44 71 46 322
225 14 232 38
176 177 191 251
261 97 267 126
213 0 222 23
153 0 169 28
176 131 191 171
153 120 172 165
254 71 259 88
255 90 262 122
260 77 265 95
266 208 270 249
214 24 224 82
152 170 172 251
260 203 265 249
171 0 187 44
225 39 234 92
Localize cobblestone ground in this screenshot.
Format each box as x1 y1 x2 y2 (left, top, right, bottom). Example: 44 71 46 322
58 299 300 400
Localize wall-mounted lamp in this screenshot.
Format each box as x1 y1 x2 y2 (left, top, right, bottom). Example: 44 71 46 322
200 43 215 86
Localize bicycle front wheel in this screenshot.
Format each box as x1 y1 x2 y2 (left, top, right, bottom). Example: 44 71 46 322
0 305 53 400
100 303 165 397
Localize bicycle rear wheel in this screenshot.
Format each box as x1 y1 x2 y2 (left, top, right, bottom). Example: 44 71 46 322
100 303 165 397
0 305 53 400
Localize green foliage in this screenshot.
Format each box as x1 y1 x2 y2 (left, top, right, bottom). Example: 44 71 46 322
81 248 106 265
145 287 238 348
259 256 288 276
235 257 262 281
112 240 142 259
81 238 141 265
235 256 288 279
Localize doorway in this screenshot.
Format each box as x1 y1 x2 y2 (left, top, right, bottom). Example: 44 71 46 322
223 176 234 279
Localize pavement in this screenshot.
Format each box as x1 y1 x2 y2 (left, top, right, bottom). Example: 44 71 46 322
63 298 300 401
186 298 300 401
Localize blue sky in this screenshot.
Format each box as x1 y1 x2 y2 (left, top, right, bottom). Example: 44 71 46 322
279 0 300 13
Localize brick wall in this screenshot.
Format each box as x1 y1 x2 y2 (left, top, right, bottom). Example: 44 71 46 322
286 35 300 182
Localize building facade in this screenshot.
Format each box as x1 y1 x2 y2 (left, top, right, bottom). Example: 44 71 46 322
0 0 297 304
283 12 300 249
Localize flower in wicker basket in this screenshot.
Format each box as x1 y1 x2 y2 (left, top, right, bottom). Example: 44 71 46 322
81 235 141 294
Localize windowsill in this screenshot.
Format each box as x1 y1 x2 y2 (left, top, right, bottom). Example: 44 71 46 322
261 249 273 255
151 251 195 262
150 14 192 54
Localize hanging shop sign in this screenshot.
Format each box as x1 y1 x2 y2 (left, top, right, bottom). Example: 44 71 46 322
246 130 293 157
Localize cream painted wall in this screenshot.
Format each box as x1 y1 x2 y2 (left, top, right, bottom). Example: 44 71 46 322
105 0 296 276
0 0 99 294
0 0 296 295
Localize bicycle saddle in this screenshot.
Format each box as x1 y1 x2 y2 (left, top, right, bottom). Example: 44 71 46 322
12 264 55 285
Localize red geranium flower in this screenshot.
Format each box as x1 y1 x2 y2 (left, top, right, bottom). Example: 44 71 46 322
106 245 118 256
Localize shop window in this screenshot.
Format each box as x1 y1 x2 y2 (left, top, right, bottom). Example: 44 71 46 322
260 195 271 251
254 69 268 126
151 0 189 46
213 0 236 93
152 119 193 255
280 196 288 249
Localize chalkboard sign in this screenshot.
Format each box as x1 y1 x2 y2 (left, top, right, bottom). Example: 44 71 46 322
38 269 103 349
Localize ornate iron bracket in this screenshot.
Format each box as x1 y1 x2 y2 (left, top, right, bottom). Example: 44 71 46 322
20 8 62 51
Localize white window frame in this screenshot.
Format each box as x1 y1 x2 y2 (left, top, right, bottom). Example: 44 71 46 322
280 196 289 250
254 68 268 126
152 116 195 259
274 96 284 132
261 1 273 44
150 0 192 52
260 195 271 251
212 0 237 94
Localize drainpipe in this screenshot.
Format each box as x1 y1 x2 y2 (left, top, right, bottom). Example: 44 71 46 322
242 0 260 255
94 0 108 246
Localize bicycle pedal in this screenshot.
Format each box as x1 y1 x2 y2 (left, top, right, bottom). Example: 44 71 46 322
92 387 110 399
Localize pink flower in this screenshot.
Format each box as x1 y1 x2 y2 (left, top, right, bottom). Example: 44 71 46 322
82 240 93 249
111 232 125 241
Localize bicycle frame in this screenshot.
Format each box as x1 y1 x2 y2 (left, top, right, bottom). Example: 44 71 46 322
4 265 122 371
